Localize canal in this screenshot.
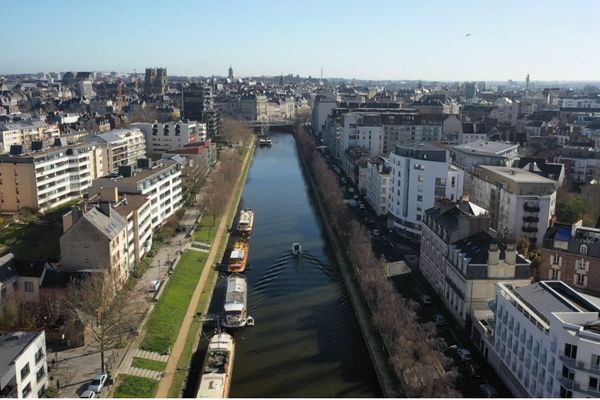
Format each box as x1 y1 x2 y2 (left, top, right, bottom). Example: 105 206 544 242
184 133 381 397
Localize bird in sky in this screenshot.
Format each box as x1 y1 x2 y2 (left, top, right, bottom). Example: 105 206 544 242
466 33 471 38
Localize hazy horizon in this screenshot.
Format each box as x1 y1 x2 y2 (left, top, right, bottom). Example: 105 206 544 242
3 0 600 82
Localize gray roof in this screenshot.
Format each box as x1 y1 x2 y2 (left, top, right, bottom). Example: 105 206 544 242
83 207 127 240
0 254 17 283
0 331 42 386
453 139 518 156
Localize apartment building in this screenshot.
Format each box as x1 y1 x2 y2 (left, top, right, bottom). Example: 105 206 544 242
471 165 557 245
0 141 104 212
0 254 50 317
557 146 600 185
541 220 600 297
421 200 491 296
132 121 206 155
488 281 600 398
85 128 146 175
0 331 48 398
90 160 182 229
366 157 391 216
0 120 60 154
452 139 520 175
60 204 129 283
388 144 464 238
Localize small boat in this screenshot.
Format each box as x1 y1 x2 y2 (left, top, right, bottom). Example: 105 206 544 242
265 137 272 146
228 240 249 273
223 274 249 329
292 242 302 256
236 209 254 235
196 332 235 398
259 138 267 146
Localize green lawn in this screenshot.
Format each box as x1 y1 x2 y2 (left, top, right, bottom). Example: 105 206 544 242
0 223 61 261
114 375 158 398
141 250 208 354
194 217 217 243
131 357 167 372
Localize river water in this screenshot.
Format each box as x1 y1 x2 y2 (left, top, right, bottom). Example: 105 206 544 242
186 133 381 397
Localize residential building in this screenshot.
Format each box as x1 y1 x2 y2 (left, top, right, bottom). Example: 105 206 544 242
239 94 267 121
0 331 48 398
557 146 600 185
132 120 206 155
182 83 220 137
341 146 370 191
0 141 104 212
77 80 94 99
60 204 130 283
487 280 600 398
421 200 491 296
444 232 531 327
388 144 464 238
0 254 49 317
366 157 391 216
471 165 557 245
89 159 182 229
459 122 491 144
516 157 565 188
144 67 168 95
84 128 146 175
0 120 60 154
541 220 600 296
452 139 520 175
311 94 337 136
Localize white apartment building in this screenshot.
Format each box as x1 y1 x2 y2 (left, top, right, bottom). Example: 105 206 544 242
557 146 600 184
77 80 94 99
471 165 556 245
388 144 464 238
90 160 182 229
452 140 520 174
561 98 600 109
85 128 146 175
311 95 337 136
0 142 104 212
358 125 384 156
132 121 207 155
366 158 391 216
0 120 60 154
487 281 600 398
0 331 48 398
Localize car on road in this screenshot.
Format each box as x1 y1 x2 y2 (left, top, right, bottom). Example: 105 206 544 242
87 373 108 393
434 313 447 326
419 294 432 305
80 390 96 398
456 348 472 362
479 383 499 398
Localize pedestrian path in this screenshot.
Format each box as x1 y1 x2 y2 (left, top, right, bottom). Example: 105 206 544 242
124 366 163 380
134 349 169 362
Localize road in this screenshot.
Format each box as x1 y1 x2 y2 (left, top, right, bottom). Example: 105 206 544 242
322 150 511 398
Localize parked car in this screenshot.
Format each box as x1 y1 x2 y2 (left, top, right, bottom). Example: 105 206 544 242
148 280 161 293
434 313 447 326
420 294 432 305
456 348 472 362
480 383 499 398
80 390 96 398
87 373 108 393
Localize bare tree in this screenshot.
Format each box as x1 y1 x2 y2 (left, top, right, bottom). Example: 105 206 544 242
222 118 252 146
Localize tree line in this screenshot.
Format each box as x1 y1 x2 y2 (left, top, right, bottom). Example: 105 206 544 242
295 125 459 397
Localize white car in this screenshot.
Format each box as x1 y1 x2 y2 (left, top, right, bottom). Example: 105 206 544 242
457 348 472 362
87 373 108 393
80 390 96 398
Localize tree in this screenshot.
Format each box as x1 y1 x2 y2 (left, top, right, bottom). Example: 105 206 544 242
557 193 587 224
65 272 138 372
222 118 252 146
516 236 531 257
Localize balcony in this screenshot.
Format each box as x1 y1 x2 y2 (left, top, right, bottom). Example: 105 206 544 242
522 226 539 233
524 204 540 213
559 352 576 368
523 216 539 223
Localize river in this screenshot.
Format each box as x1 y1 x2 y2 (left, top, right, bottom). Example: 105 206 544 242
185 133 381 398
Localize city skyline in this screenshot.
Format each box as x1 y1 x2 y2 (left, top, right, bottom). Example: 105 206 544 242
3 0 600 81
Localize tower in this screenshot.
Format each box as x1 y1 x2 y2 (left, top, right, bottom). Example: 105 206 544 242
228 66 234 80
525 73 530 91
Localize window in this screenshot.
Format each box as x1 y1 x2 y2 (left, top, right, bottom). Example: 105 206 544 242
559 386 572 398
552 254 561 265
592 354 600 370
580 244 588 255
20 363 30 380
22 383 31 398
590 376 600 392
417 195 423 202
24 281 34 293
36 366 45 381
550 268 559 280
564 343 577 359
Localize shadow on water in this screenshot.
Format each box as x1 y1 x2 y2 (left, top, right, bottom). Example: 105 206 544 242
183 133 381 398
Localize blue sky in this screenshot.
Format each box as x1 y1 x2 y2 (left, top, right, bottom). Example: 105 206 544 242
3 0 599 81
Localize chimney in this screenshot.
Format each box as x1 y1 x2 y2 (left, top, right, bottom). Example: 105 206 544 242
98 202 112 218
63 206 83 232
100 187 119 203
488 243 500 265
571 219 583 237
505 242 517 265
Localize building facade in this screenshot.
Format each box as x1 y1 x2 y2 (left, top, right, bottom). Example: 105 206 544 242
365 158 391 216
132 121 206 155
0 331 48 398
85 128 146 175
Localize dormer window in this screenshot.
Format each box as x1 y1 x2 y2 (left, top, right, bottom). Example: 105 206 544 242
580 244 588 256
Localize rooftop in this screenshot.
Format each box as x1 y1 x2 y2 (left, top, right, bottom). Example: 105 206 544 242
453 139 518 156
476 165 557 185
452 230 528 265
82 207 127 240
0 331 43 382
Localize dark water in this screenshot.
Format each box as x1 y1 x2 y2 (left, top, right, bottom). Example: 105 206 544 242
186 133 381 398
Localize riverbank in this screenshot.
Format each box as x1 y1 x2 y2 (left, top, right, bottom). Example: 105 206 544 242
156 136 256 397
292 128 399 397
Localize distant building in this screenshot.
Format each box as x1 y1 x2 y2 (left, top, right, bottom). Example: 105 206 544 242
182 84 219 137
228 66 234 80
0 331 48 398
0 119 60 154
366 157 391 216
84 128 146 175
471 165 557 245
132 121 206 155
388 144 464 238
144 67 168 95
515 157 565 188
486 281 600 397
557 145 600 185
